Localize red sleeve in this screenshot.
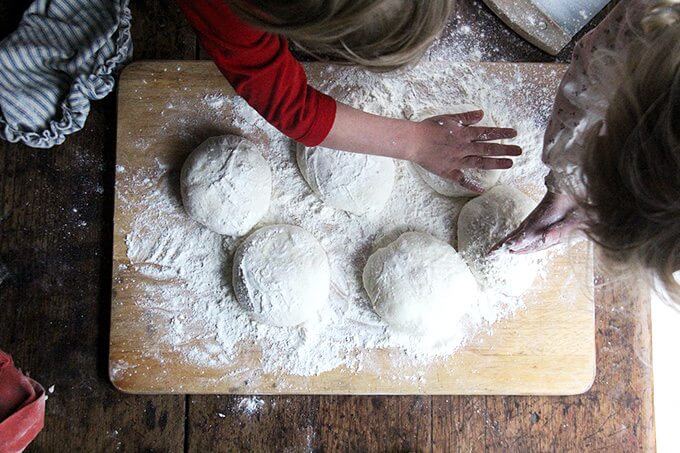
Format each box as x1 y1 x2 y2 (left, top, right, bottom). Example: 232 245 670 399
177 0 337 146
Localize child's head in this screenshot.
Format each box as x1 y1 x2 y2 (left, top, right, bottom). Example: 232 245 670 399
574 0 680 301
227 0 453 71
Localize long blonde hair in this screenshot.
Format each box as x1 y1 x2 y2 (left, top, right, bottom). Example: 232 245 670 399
575 0 680 302
226 0 453 71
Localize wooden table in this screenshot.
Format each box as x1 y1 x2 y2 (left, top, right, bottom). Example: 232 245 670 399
0 0 654 450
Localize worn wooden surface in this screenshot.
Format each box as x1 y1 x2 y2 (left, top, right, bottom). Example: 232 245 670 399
0 0 654 451
111 61 595 396
481 0 609 55
482 0 571 55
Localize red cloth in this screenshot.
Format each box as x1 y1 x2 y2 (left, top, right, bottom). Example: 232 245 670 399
0 351 45 453
177 0 337 146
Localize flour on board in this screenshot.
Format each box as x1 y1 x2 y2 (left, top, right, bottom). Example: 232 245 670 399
120 61 567 381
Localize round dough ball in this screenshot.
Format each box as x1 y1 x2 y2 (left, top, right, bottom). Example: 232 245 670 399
297 144 396 215
181 135 271 236
363 232 479 337
412 104 503 197
457 185 538 297
233 224 330 327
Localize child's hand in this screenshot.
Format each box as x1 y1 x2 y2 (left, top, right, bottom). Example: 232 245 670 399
492 191 584 254
320 104 519 193
411 110 521 192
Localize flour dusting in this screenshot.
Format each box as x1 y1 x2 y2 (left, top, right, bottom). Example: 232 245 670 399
236 396 265 415
118 61 568 385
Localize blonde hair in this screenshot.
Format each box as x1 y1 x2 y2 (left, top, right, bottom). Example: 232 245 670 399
226 0 453 71
574 0 680 303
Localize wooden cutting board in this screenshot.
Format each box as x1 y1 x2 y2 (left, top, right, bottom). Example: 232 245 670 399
109 61 595 395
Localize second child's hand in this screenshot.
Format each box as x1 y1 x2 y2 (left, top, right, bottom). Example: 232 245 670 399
320 102 521 193
492 191 584 254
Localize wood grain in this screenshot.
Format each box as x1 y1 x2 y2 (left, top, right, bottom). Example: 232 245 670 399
431 281 654 451
129 0 197 60
0 1 188 450
109 61 595 396
0 99 187 452
482 0 571 55
0 0 652 450
187 279 654 451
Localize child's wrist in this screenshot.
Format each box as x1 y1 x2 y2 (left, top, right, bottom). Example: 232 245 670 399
393 120 422 162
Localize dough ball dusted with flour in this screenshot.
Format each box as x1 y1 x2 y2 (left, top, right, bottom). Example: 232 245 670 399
412 104 503 197
181 136 271 236
297 144 396 215
457 185 539 297
363 232 479 338
233 224 330 327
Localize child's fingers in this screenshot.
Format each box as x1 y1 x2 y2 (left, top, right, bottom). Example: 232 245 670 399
441 169 485 193
460 156 514 170
506 237 545 254
490 230 521 253
470 143 522 157
491 211 541 253
444 110 485 126
499 228 547 254
464 126 517 141
506 219 576 254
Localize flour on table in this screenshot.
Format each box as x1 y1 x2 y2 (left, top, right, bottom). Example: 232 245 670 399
121 62 564 379
236 396 265 416
203 93 228 110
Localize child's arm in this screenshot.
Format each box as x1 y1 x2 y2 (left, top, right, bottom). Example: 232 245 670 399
322 103 519 191
177 0 520 191
177 0 336 146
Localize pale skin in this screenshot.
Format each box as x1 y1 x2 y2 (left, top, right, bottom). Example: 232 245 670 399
493 190 584 254
320 101 579 253
320 102 522 193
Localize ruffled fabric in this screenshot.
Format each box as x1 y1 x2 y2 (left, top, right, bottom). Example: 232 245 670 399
0 0 132 148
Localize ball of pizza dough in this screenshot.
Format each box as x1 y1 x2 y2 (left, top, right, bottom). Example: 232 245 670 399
181 135 271 236
297 143 396 215
363 231 479 338
457 185 539 297
233 224 330 327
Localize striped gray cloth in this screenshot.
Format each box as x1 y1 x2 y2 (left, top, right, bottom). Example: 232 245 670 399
0 0 132 148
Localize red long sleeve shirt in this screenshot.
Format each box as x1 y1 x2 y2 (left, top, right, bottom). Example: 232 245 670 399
177 0 337 146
